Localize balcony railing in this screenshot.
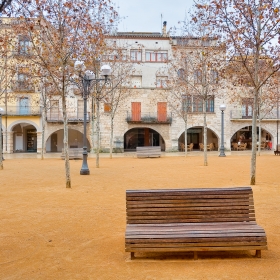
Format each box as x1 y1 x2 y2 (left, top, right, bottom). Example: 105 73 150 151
11 82 35 92
126 112 172 124
1 106 41 116
46 111 89 122
230 109 280 120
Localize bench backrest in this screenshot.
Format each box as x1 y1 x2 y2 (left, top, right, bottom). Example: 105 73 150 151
126 187 256 224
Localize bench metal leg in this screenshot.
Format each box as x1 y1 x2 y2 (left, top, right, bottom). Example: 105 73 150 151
256 250 261 258
131 252 135 260
194 252 198 260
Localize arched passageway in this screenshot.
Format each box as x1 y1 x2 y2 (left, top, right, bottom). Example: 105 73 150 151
178 126 218 151
46 129 90 152
12 123 37 153
124 128 165 151
231 126 272 150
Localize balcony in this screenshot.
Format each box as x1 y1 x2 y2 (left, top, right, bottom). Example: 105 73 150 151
230 109 280 120
46 111 89 123
126 112 172 124
11 82 35 92
2 106 41 116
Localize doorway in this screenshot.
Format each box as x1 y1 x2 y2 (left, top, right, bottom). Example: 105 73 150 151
51 133 57 152
27 130 37 152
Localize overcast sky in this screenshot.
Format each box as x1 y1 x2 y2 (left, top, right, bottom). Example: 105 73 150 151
115 0 194 34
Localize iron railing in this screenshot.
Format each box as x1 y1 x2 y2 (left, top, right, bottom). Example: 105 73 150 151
126 112 172 124
230 109 280 120
46 111 89 122
2 106 41 116
11 82 35 92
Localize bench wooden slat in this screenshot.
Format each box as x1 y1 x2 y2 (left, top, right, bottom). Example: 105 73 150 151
125 246 268 252
61 148 84 159
136 146 161 158
125 187 267 259
126 187 252 195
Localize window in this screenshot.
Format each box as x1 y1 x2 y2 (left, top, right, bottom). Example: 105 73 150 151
130 50 142 61
131 76 142 88
157 102 167 121
156 76 167 88
242 98 253 118
145 51 167 62
102 49 127 61
104 103 111 113
17 73 29 89
177 68 186 80
182 95 191 112
210 70 218 84
19 97 29 114
50 100 59 119
77 100 83 119
18 36 32 55
131 102 141 121
194 70 202 84
183 95 214 113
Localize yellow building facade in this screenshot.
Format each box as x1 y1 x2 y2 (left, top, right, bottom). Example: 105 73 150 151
0 17 42 154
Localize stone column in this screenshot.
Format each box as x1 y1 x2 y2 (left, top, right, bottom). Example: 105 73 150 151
36 132 42 154
3 132 14 154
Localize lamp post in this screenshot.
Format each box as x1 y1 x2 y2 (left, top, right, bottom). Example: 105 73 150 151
78 65 111 175
219 104 226 157
0 107 3 169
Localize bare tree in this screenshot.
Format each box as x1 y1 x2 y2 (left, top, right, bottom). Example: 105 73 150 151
101 48 135 159
14 0 117 187
195 0 280 183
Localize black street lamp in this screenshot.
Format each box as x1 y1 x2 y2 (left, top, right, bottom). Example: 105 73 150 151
219 104 226 157
77 64 111 175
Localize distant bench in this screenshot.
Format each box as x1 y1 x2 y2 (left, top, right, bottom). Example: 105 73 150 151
125 187 267 260
136 146 161 158
61 148 83 160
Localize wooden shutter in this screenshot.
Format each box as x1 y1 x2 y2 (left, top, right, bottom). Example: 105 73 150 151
157 102 167 122
104 103 111 112
131 102 141 121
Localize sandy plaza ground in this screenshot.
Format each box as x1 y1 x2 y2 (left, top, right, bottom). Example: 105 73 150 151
1 152 280 279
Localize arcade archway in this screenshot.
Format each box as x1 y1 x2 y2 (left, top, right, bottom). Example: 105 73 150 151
231 126 272 150
46 129 90 152
178 126 219 151
124 127 165 151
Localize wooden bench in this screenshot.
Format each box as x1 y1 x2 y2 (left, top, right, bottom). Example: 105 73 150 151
136 146 161 158
125 187 267 260
61 148 84 160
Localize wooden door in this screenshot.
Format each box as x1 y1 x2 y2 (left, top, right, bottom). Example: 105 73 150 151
157 102 167 122
131 102 141 121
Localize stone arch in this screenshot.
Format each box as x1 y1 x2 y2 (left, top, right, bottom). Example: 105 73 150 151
230 125 274 150
177 125 219 151
176 125 220 140
45 128 91 152
124 126 166 151
8 119 40 132
45 125 90 145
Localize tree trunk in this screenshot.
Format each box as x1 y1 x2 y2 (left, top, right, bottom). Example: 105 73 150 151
184 120 188 157
41 108 46 160
62 93 71 188
96 99 100 168
250 92 258 185
203 100 208 166
0 116 3 170
258 119 261 156
110 116 114 159
90 96 95 154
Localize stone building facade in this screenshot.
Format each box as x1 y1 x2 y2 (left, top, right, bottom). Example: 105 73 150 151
1 19 279 154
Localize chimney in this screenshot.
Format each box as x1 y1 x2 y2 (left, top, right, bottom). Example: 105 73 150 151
162 21 167 37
